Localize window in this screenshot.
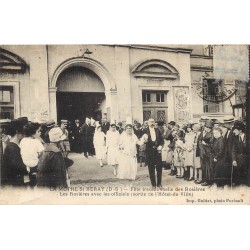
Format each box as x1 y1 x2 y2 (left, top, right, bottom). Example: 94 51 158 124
156 93 165 102
0 86 14 119
202 79 220 113
142 92 151 102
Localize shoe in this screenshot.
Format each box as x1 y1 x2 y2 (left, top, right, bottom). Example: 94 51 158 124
84 154 88 158
188 177 195 181
195 180 202 184
179 175 184 178
201 182 209 186
100 165 103 168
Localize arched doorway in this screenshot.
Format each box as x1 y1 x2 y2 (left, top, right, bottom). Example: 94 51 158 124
56 66 106 124
49 57 117 123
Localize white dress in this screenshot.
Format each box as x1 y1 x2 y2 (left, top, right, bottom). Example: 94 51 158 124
93 131 106 160
117 133 138 180
106 130 120 165
183 132 196 167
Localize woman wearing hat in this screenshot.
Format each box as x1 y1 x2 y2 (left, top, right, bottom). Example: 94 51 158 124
2 120 28 186
232 122 247 186
117 124 142 180
36 127 68 188
106 122 120 175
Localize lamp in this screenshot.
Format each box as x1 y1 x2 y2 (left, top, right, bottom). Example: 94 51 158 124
82 49 93 57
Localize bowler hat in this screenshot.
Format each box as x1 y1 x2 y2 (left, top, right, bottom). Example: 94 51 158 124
204 119 214 128
49 127 66 142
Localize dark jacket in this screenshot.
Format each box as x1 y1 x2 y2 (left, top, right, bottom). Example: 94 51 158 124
101 122 110 134
37 144 67 188
223 129 235 164
80 123 93 143
198 130 213 158
232 134 247 169
144 127 164 152
212 137 230 181
2 142 28 186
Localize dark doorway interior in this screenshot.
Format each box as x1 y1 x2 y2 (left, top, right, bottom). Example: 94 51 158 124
57 92 105 124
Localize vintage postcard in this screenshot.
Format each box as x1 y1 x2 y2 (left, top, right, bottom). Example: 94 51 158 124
0 44 249 204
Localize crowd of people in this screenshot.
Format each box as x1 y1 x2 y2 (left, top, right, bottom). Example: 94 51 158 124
0 114 249 190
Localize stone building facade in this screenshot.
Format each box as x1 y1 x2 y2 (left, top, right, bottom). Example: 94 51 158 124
0 45 248 124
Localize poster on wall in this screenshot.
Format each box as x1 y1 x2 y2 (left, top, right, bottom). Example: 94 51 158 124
173 86 191 124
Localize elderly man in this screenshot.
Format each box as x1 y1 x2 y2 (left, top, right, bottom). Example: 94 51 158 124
101 117 110 134
80 117 93 158
142 118 164 188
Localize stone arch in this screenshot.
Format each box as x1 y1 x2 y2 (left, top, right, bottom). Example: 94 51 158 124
49 57 116 121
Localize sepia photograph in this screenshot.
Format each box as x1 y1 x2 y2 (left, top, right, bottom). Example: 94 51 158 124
0 44 249 204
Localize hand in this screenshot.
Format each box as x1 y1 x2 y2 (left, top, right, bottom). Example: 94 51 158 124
157 146 162 151
233 161 237 167
202 141 207 145
214 158 217 162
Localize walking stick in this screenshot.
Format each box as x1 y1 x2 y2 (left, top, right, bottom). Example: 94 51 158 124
231 163 234 191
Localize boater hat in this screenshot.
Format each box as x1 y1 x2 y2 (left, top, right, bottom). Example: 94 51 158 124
223 117 234 124
199 116 208 122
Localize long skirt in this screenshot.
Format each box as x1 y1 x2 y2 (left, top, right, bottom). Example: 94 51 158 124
117 152 138 180
95 145 106 160
107 146 119 165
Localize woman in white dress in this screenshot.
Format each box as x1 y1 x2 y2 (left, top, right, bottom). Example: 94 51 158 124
117 124 141 180
183 124 196 181
93 125 106 167
106 123 120 175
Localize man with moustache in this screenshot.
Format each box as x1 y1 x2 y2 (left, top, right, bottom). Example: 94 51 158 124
142 118 164 188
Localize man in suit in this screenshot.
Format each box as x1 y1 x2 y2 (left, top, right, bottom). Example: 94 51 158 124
199 119 214 186
101 117 110 134
71 119 82 153
222 117 235 186
143 118 164 188
80 117 93 158
232 122 247 186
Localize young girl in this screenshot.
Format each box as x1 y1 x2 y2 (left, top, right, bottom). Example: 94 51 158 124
192 124 202 184
183 124 195 181
173 130 185 178
93 126 106 167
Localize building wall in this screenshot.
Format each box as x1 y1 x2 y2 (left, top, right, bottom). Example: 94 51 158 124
0 45 49 122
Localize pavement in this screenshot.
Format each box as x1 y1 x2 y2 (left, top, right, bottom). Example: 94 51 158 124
67 152 208 189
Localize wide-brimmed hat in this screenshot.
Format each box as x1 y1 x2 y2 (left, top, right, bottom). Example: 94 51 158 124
168 121 176 126
204 119 214 128
17 117 29 126
46 119 55 128
49 127 66 142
